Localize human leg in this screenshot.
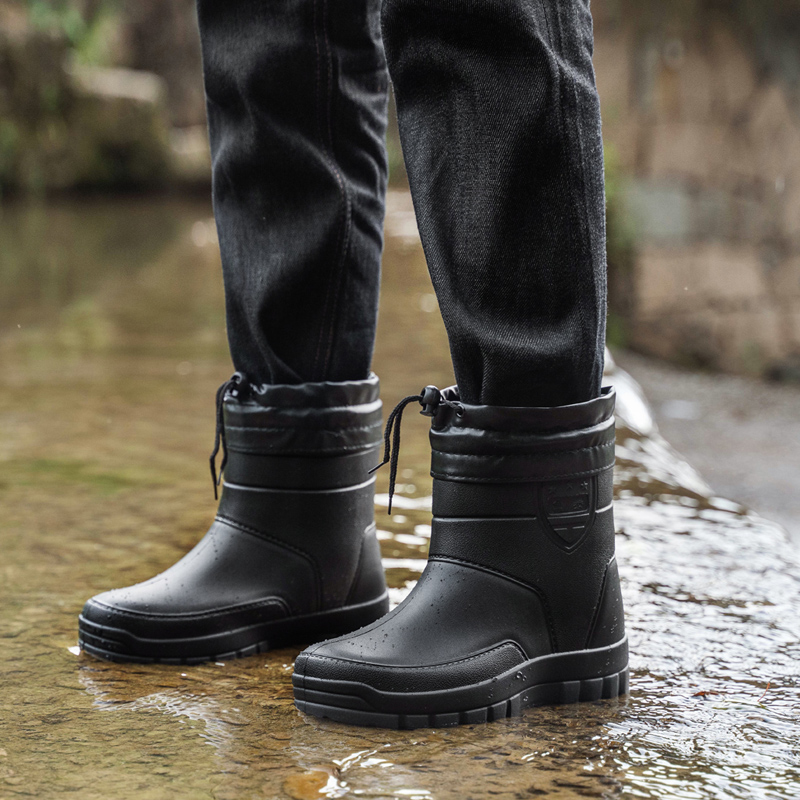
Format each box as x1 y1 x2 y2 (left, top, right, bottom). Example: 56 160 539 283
200 0 390 385
384 0 606 408
292 0 627 727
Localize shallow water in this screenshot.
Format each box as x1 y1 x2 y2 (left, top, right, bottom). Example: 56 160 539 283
1 194 799 799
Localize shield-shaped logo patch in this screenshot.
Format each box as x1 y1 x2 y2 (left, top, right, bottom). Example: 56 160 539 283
538 477 596 550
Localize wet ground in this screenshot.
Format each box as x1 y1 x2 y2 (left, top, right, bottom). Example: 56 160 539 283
613 350 800 542
1 193 799 799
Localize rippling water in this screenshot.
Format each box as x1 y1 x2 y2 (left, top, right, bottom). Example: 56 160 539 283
0 194 798 799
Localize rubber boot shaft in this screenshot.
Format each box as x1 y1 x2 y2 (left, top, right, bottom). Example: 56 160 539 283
293 386 627 727
79 375 389 664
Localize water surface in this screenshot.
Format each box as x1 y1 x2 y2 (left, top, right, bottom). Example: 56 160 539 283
1 194 798 799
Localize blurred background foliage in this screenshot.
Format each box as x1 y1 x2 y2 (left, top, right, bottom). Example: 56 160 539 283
26 0 119 64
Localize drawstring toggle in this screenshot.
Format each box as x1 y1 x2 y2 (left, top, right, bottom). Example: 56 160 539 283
419 385 443 417
371 386 463 513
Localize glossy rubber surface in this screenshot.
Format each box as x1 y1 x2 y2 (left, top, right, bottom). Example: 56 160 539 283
293 387 627 729
78 375 388 664
79 592 389 665
294 639 628 729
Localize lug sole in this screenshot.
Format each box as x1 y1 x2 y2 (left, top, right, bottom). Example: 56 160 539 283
78 592 390 665
293 638 628 729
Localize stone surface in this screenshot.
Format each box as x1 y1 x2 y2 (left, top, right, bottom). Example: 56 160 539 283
0 24 187 192
709 26 758 114
595 1 800 376
635 244 766 316
66 65 172 189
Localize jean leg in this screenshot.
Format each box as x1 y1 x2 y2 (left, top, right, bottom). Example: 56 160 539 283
197 0 389 385
382 0 607 407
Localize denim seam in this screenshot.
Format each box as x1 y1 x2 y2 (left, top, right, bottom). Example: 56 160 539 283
320 0 354 376
547 1 595 398
563 2 602 395
312 0 353 380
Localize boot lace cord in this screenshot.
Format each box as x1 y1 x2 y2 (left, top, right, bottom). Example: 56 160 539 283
371 386 463 513
209 372 243 499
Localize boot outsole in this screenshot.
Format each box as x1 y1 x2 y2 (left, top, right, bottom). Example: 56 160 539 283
78 592 390 665
293 638 628 729
295 668 628 729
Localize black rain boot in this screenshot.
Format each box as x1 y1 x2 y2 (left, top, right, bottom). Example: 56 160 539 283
293 385 627 728
79 374 389 664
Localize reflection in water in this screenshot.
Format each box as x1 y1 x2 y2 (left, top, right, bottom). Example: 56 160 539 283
1 194 799 799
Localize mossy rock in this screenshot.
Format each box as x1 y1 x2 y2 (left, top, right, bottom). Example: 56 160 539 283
66 65 172 189
0 27 173 193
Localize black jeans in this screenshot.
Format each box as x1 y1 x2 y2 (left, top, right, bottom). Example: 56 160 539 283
197 0 606 407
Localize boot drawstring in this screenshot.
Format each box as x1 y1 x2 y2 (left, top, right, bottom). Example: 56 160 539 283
370 385 463 513
209 372 244 499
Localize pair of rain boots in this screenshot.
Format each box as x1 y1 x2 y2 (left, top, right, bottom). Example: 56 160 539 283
79 375 627 729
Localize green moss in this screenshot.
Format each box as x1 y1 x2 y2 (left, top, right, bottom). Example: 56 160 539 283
28 0 91 48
